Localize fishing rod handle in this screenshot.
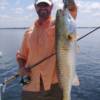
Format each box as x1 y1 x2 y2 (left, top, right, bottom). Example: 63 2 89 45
3 73 19 85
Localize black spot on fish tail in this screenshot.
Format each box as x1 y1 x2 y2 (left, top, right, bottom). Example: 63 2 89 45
67 34 76 41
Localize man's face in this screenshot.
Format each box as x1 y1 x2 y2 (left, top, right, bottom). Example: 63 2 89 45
35 2 53 20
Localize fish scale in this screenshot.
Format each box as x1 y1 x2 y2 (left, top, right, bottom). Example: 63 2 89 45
55 8 77 100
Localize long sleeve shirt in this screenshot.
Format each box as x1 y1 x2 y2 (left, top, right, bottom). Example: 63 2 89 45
16 17 58 92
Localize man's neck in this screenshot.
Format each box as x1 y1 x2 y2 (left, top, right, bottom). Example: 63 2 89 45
38 16 50 24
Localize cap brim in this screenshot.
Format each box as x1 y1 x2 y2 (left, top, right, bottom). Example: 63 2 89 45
36 0 52 5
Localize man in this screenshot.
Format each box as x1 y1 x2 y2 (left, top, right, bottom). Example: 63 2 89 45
16 0 77 100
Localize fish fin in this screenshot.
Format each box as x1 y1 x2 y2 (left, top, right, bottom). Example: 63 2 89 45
76 44 80 54
72 74 80 86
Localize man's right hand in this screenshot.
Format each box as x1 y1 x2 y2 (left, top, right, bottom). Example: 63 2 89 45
17 58 27 76
19 67 31 77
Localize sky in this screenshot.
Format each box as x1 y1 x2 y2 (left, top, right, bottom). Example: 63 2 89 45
0 0 100 28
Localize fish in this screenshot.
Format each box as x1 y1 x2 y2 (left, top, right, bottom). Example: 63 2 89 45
55 8 79 100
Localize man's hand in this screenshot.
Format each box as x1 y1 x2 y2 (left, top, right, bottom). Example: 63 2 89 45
19 67 26 76
17 58 28 76
18 67 31 77
63 0 77 19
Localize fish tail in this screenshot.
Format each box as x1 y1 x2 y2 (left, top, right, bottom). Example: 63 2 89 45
63 87 71 100
72 74 80 86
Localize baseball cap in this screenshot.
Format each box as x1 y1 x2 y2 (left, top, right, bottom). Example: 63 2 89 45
35 0 53 6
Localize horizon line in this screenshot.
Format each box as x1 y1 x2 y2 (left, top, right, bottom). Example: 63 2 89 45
0 26 100 29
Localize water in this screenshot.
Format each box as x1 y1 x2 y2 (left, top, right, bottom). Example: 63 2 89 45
0 28 100 100
0 29 25 100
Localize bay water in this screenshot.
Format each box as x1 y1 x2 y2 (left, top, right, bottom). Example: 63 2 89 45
0 28 100 100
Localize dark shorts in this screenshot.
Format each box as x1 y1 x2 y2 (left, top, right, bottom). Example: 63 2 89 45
21 83 63 100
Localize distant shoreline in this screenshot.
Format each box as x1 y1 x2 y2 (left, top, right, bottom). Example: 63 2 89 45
0 27 29 29
77 27 100 29
0 27 99 29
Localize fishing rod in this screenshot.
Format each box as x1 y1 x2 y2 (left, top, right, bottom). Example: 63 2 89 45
0 26 100 94
0 73 19 94
77 26 100 41
20 53 55 85
0 53 55 94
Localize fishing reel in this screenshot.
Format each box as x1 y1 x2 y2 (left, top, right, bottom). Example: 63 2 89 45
20 67 31 85
20 75 31 85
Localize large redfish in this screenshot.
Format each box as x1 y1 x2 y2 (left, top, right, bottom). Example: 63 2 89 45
55 8 79 100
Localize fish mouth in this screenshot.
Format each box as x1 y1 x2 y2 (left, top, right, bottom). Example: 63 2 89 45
57 9 64 17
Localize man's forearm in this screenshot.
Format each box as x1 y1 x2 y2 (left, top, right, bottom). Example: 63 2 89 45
17 58 28 76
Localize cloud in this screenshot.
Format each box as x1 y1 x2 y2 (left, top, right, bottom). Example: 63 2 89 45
53 0 63 9
0 0 100 27
89 2 100 10
0 0 8 6
15 0 21 6
0 14 33 22
76 0 100 14
0 6 6 10
93 13 100 17
26 4 35 11
75 0 100 26
0 15 9 19
15 7 24 14
0 0 9 10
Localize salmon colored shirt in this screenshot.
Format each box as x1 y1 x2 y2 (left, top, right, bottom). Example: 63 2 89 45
16 17 58 92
